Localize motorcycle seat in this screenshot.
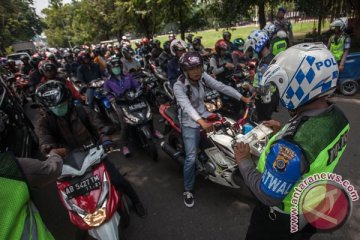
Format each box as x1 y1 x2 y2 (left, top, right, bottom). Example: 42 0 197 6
164 104 180 127
63 149 88 171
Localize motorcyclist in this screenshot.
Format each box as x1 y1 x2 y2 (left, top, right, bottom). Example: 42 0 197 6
150 39 163 63
158 40 172 72
63 52 79 77
76 51 105 109
234 43 348 239
168 33 176 41
134 41 142 55
273 7 294 46
29 54 43 88
222 31 234 51
105 44 116 59
121 46 141 74
186 33 194 51
231 38 247 70
35 80 146 217
167 39 187 88
38 60 83 101
244 30 278 121
139 37 152 57
192 37 211 57
210 39 234 82
0 105 63 239
173 51 253 207
6 59 19 74
263 23 288 56
47 53 61 69
93 48 107 72
20 55 32 75
327 18 351 72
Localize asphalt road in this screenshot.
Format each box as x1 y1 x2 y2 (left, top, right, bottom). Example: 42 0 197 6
28 92 360 240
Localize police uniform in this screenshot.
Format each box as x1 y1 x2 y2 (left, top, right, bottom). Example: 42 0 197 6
328 34 351 63
238 104 349 239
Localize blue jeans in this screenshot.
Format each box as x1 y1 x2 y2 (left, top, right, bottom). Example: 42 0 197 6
181 126 201 191
86 88 95 109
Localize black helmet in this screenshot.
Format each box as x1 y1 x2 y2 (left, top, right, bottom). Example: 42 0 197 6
163 41 171 54
186 33 194 42
35 80 71 117
223 31 231 40
179 51 203 72
121 46 132 58
192 37 202 51
20 55 30 62
106 56 122 76
30 54 43 69
39 60 57 76
64 52 73 62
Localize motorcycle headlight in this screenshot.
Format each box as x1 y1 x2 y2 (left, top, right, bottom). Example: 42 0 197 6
205 102 216 112
83 207 107 227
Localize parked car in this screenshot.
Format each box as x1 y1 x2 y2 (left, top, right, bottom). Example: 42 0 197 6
338 52 360 96
6 52 31 66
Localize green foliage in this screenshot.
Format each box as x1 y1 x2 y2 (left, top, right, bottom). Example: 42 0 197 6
0 0 42 54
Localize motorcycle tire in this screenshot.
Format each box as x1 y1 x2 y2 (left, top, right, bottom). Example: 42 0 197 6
138 129 158 161
118 194 131 229
339 79 359 96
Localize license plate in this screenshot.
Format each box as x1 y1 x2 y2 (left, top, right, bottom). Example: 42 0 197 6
65 175 101 199
129 102 147 111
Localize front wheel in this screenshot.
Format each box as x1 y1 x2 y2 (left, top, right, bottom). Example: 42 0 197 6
138 126 158 161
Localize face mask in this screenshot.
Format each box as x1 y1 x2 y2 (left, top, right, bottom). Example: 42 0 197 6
49 101 69 117
111 67 122 76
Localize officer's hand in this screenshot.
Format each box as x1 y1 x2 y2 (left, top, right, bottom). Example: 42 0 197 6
198 119 215 133
234 142 251 165
49 148 69 158
263 120 281 133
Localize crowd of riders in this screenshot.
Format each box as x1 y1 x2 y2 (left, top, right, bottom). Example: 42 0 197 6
0 5 353 239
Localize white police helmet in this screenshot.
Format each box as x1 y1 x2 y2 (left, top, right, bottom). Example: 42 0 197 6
244 30 269 54
259 43 339 111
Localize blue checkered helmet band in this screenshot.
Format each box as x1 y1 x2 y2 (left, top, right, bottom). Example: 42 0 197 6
247 30 269 54
283 55 338 110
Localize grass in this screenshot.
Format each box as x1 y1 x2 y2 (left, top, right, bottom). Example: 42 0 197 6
154 20 330 48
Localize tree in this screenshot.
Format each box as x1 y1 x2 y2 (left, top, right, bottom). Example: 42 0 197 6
0 0 42 54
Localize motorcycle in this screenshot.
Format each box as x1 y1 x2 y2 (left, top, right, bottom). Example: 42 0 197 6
56 145 130 240
159 102 272 188
0 76 39 157
110 87 158 161
86 78 112 116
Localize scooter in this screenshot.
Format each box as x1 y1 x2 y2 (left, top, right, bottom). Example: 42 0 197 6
159 103 272 188
56 145 130 240
111 87 158 161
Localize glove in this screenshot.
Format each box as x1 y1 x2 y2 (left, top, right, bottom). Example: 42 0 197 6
102 140 115 151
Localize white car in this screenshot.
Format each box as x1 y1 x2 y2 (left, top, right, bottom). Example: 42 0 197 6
6 52 31 66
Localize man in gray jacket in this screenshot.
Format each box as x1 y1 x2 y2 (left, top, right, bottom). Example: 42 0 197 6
173 52 252 207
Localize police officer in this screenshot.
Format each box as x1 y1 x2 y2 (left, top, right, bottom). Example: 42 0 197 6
234 43 349 239
244 30 278 121
273 7 293 46
263 23 288 56
327 18 351 72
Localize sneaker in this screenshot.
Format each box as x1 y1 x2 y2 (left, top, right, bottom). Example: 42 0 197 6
183 191 194 208
153 130 164 139
134 202 147 218
122 146 131 156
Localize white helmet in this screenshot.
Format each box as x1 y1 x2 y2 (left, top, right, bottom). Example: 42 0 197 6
330 18 348 31
260 43 338 111
170 39 187 56
244 30 269 54
276 30 288 39
263 23 278 39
